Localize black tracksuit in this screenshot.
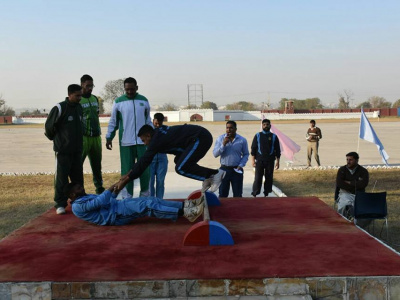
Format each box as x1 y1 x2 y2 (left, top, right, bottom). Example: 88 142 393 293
128 124 218 182
251 130 281 196
45 98 84 208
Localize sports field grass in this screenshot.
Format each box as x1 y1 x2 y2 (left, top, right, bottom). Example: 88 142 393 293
274 168 400 250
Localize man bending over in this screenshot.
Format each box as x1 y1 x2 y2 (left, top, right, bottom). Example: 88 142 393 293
65 182 205 225
117 124 225 194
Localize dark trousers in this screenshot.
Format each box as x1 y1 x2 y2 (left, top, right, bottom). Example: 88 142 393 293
219 167 244 197
54 152 83 208
175 130 217 181
252 160 275 196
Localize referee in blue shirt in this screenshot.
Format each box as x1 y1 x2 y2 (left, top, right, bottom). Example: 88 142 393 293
213 121 249 197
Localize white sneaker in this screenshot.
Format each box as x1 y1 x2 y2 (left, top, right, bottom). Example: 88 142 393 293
183 203 204 222
202 177 213 192
184 195 205 208
117 187 132 200
209 169 226 192
56 207 66 215
140 190 150 197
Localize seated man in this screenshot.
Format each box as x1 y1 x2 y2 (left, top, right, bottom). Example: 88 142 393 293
64 182 205 225
117 124 225 194
336 151 369 220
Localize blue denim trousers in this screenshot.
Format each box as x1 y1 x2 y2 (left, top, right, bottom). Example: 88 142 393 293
150 154 168 199
218 167 244 198
114 197 182 225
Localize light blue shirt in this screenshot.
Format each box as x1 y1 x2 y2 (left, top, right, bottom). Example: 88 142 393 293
213 133 249 168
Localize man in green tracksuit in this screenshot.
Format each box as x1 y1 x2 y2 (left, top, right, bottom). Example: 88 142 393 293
45 84 84 215
80 74 105 194
106 77 152 198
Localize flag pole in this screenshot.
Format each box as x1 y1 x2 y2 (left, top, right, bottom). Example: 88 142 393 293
357 108 362 153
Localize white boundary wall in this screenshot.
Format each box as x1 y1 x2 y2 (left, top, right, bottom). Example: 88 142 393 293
12 110 378 124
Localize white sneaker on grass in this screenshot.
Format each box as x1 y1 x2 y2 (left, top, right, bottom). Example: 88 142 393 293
183 203 204 222
209 169 226 192
184 195 205 208
56 207 66 215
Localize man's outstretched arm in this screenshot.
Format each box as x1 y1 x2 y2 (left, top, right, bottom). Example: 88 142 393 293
115 172 132 194
115 147 157 192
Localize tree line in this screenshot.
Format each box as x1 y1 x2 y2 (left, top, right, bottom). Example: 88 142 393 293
2 83 400 117
102 80 400 111
0 95 15 116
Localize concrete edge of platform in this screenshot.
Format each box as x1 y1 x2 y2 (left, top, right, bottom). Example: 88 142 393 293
2 276 400 299
271 185 286 197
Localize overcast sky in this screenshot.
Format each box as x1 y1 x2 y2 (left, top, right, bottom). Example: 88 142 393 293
1 0 400 110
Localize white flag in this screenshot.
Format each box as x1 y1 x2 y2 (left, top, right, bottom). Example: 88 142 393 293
359 109 389 165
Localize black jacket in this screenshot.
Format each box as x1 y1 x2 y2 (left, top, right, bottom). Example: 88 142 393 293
251 130 281 161
336 165 369 194
45 98 83 154
129 124 209 180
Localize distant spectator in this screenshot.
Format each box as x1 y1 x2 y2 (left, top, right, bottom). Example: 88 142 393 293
306 119 322 167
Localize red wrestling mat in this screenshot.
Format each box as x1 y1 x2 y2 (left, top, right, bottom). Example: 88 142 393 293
0 197 399 282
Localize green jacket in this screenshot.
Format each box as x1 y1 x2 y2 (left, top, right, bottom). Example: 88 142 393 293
45 98 83 154
80 94 101 137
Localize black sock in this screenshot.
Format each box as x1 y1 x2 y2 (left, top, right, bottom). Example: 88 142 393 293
178 203 184 216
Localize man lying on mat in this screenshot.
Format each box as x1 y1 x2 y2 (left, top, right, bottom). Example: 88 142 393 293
64 182 204 225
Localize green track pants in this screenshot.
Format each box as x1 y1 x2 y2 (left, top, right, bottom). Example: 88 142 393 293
82 135 104 194
120 144 150 196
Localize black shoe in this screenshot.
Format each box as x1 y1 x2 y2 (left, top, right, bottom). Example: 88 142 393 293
343 205 354 220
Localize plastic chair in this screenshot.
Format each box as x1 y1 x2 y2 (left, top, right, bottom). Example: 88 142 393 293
354 191 389 240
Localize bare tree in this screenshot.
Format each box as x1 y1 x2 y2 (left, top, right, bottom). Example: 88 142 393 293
160 102 178 111
200 101 218 110
100 79 125 104
392 99 400 108
338 89 354 109
184 104 198 109
0 94 15 116
356 101 371 109
0 94 5 111
226 101 257 111
96 96 105 114
368 96 391 108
